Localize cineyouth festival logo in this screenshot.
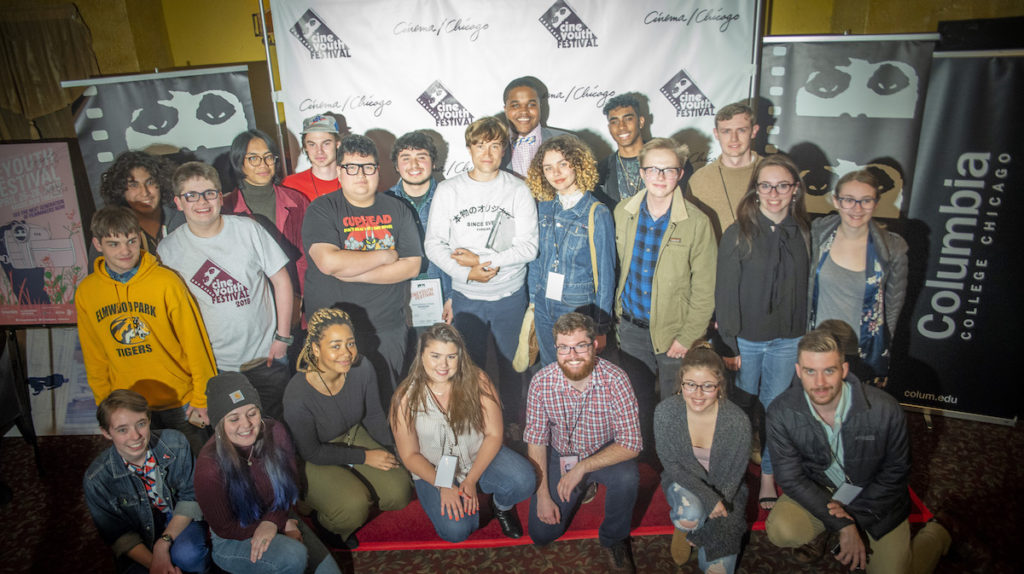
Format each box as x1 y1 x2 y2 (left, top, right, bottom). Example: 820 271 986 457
290 9 350 59
539 0 597 48
660 69 715 118
416 81 474 127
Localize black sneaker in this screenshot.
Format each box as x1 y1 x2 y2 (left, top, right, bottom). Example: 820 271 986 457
603 540 636 573
492 500 523 539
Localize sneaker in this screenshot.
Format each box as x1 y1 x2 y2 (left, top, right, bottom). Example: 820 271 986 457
603 540 636 574
492 500 523 539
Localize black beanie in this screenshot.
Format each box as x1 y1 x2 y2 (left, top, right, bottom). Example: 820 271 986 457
206 372 261 429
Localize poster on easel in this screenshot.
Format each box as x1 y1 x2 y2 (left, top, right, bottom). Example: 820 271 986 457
0 141 89 326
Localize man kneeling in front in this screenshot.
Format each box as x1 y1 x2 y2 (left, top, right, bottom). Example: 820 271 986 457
766 329 951 573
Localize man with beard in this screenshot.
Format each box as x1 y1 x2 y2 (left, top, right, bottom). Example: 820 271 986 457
387 131 451 327
524 312 642 573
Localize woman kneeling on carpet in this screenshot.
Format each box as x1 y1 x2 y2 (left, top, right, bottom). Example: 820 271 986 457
195 373 341 574
283 308 412 549
391 323 536 543
654 341 752 573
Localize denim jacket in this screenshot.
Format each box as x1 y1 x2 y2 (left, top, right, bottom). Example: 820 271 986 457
83 429 203 557
528 193 616 330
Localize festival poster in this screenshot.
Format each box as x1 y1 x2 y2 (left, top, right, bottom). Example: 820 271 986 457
0 142 89 325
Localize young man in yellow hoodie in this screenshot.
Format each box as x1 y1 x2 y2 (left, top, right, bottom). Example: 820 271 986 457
76 206 217 454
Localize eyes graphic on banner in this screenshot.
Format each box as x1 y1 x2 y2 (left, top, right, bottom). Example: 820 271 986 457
797 58 919 119
125 90 247 151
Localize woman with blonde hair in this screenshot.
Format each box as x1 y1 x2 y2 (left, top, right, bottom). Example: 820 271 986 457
654 341 751 572
282 308 411 549
526 135 616 367
391 323 535 542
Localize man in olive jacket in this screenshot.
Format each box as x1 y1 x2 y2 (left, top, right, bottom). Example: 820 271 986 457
765 329 951 573
614 138 717 404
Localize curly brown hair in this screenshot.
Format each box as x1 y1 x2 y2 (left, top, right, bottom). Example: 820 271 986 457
525 135 599 202
99 151 175 208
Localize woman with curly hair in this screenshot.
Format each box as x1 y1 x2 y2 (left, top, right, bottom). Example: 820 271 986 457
98 151 182 252
282 308 411 549
525 135 616 367
390 323 534 542
195 372 341 573
714 153 810 509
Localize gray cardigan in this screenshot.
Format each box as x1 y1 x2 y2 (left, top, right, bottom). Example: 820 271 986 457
654 396 751 562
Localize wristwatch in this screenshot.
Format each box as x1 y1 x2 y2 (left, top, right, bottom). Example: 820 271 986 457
274 333 294 345
159 533 174 545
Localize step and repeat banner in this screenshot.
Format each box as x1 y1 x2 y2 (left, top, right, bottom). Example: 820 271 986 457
894 53 1023 421
269 0 759 176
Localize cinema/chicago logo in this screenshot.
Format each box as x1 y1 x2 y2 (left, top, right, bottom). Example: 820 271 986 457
660 69 715 118
290 9 351 59
539 0 597 48
416 81 474 127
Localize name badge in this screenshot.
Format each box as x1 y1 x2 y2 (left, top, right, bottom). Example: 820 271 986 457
559 455 579 476
546 272 565 301
434 455 458 488
832 482 863 505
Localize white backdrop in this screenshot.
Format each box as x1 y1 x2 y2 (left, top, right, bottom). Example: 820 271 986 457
270 0 758 178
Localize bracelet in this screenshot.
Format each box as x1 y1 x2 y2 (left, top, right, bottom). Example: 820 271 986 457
274 333 294 345
159 533 174 545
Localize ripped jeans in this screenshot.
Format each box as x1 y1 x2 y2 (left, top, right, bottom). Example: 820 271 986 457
667 482 738 574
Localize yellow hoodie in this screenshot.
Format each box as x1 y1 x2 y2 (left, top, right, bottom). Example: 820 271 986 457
75 251 217 409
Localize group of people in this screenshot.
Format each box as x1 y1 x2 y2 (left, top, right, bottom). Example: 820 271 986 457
77 74 948 574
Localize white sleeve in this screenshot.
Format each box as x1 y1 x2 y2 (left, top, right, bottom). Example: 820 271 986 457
489 180 538 268
424 181 470 283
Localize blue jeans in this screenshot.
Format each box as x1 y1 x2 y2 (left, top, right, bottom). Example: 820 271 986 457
534 298 577 368
211 527 341 574
667 483 738 574
735 336 800 475
414 446 536 543
528 446 638 547
453 286 527 422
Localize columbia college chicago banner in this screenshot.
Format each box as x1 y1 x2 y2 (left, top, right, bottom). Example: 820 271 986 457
760 38 934 217
892 53 1024 422
269 0 758 174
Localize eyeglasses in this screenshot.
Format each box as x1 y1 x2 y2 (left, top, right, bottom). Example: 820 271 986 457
339 163 379 176
640 166 682 179
178 189 221 203
836 196 878 209
756 181 796 195
556 342 593 355
244 154 278 167
680 381 719 394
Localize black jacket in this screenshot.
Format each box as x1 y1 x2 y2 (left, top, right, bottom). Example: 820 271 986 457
766 374 911 539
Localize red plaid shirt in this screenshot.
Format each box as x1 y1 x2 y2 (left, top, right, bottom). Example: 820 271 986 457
524 357 642 457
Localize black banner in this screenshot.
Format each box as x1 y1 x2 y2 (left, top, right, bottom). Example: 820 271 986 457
893 54 1023 420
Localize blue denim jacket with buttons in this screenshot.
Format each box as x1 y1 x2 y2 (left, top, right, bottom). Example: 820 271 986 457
528 192 616 330
83 429 203 557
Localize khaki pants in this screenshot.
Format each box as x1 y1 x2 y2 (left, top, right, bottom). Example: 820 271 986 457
304 424 412 539
765 494 951 574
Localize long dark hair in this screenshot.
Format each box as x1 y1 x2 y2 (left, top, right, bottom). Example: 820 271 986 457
733 154 810 256
391 323 497 436
214 416 298 527
99 151 175 207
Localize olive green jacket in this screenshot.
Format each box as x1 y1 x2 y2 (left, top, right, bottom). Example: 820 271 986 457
614 186 717 353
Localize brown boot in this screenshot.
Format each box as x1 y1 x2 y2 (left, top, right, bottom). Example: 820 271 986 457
670 528 692 565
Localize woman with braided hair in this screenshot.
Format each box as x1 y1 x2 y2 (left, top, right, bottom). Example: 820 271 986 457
282 308 411 549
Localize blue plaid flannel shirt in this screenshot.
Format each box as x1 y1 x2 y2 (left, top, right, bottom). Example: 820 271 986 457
620 201 669 322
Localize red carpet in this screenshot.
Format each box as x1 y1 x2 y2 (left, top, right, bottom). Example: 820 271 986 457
345 462 932 551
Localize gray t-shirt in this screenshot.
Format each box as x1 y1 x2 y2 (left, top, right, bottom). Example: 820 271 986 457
815 253 864 336
158 215 288 371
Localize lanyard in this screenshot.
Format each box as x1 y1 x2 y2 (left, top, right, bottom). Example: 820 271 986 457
427 387 459 455
562 383 593 454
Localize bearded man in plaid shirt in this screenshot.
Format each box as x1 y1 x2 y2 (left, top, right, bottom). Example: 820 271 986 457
524 312 642 573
